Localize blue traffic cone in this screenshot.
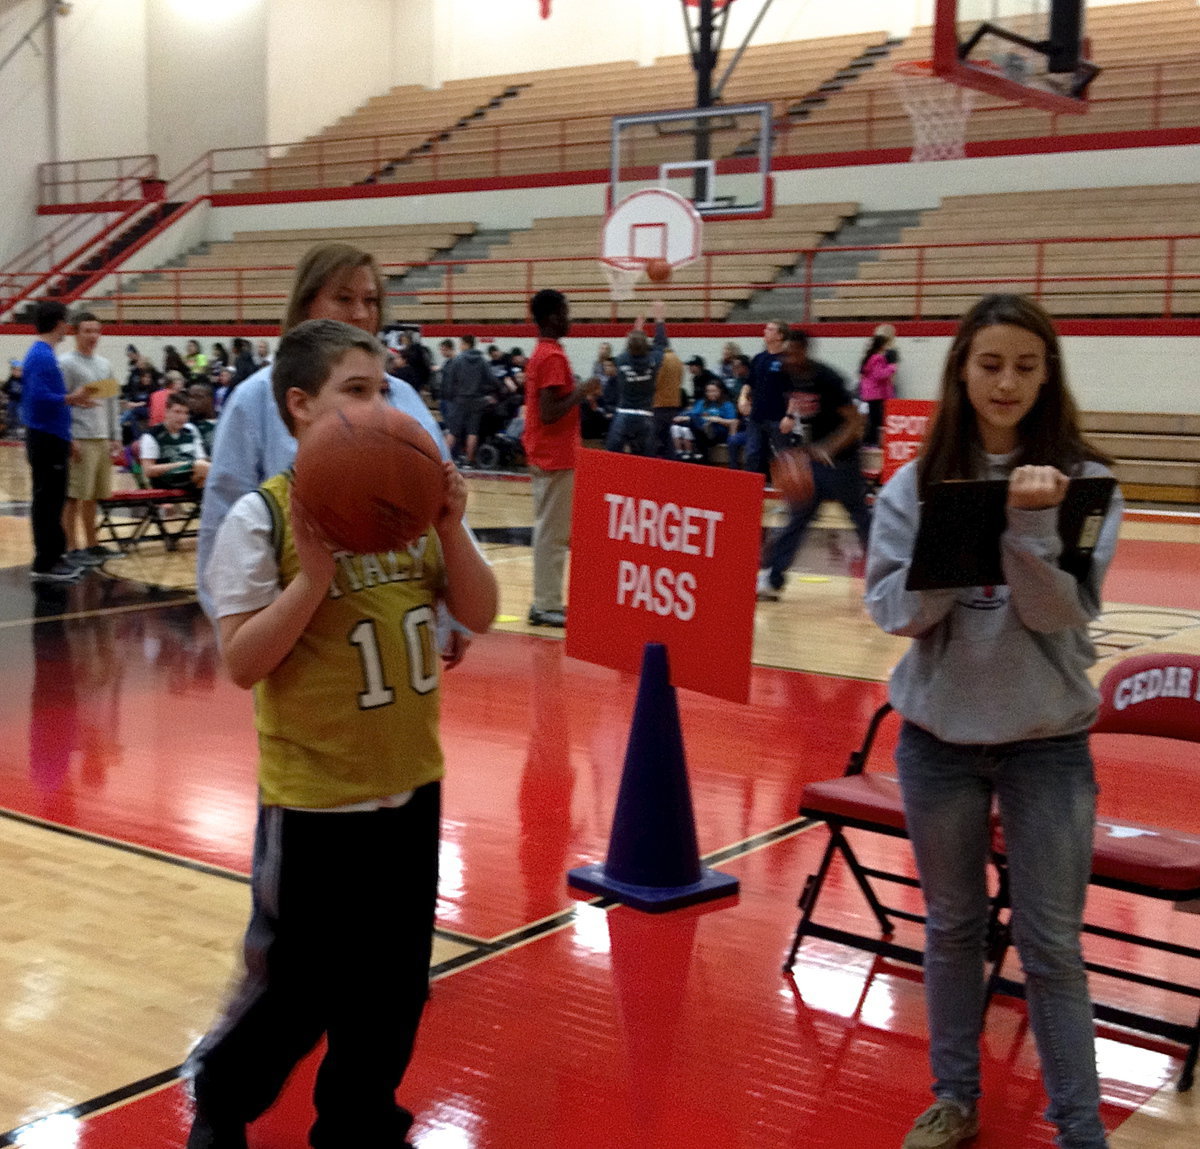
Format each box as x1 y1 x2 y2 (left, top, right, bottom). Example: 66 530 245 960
568 642 739 912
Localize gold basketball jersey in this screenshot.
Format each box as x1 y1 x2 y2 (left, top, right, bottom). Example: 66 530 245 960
254 473 445 808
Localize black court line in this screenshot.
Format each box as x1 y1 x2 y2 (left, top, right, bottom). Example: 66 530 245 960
0 801 815 1143
0 806 479 954
0 1068 182 1147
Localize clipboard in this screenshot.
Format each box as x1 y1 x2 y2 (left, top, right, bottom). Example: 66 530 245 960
83 376 120 399
905 475 1117 591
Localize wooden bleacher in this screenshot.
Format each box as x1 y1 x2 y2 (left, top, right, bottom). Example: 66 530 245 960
88 222 477 324
405 202 859 323
1082 412 1200 504
813 184 1200 321
385 32 889 184
231 32 888 192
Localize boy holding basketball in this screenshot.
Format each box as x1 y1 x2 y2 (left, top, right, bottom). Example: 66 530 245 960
188 319 497 1149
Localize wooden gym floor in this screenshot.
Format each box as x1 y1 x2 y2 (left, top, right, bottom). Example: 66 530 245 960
0 444 1198 1148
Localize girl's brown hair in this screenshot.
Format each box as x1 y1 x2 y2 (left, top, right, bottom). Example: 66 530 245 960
281 244 386 335
918 293 1109 496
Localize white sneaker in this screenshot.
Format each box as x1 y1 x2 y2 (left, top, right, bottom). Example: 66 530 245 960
755 570 780 602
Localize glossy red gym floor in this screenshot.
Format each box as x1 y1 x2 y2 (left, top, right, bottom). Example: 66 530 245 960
1 527 1198 1148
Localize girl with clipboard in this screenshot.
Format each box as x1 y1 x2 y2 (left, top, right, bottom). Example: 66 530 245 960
865 295 1121 1149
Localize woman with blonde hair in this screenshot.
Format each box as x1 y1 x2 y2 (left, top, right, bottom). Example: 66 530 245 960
197 244 449 620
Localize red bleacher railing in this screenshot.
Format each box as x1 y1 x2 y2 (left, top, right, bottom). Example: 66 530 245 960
37 154 159 208
0 204 146 321
75 232 1200 326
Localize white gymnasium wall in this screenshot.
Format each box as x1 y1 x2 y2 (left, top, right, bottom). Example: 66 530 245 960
391 0 922 86
0 0 60 266
144 0 268 179
265 0 394 146
54 0 150 163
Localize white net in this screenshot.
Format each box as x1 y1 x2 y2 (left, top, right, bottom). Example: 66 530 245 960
600 261 644 302
892 62 978 163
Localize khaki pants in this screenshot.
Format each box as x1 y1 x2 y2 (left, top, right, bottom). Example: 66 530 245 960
529 465 574 612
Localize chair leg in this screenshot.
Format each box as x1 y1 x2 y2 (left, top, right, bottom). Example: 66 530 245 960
835 825 899 938
983 857 1013 1017
784 834 841 972
1179 1020 1198 1092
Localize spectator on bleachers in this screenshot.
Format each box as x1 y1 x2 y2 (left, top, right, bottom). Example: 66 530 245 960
400 332 432 393
725 353 753 468
149 370 187 426
188 384 218 456
123 344 141 389
740 319 790 477
231 338 257 383
252 339 272 369
388 347 418 387
509 347 527 374
162 345 188 377
653 338 687 458
4 360 22 438
487 344 512 383
591 341 613 380
580 357 617 441
212 366 237 413
210 342 230 369
140 392 209 492
672 380 738 463
718 341 743 386
442 334 492 467
606 317 665 457
432 338 455 399
686 355 721 397
857 324 898 447
184 340 208 380
121 363 156 444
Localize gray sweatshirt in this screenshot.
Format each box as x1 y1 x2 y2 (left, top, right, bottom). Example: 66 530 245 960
865 454 1123 744
59 350 120 441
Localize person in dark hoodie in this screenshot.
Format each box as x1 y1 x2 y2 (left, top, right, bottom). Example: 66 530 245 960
442 334 493 466
605 313 667 457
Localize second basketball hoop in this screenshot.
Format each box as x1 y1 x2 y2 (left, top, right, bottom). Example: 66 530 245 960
599 188 702 302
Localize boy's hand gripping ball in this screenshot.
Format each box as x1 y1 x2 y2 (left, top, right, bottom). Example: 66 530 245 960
293 405 446 554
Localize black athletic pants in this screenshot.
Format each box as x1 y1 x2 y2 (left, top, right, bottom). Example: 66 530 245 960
189 782 441 1148
25 429 70 573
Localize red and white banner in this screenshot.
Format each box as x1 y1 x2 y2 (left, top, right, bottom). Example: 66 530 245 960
881 399 937 484
566 449 764 704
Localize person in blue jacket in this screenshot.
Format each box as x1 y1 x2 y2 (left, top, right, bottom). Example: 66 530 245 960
21 300 96 582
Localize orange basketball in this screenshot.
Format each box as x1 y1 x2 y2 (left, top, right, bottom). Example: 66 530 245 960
770 449 816 506
293 404 445 554
645 257 672 284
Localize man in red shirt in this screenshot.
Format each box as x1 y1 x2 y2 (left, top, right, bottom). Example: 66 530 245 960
521 289 599 627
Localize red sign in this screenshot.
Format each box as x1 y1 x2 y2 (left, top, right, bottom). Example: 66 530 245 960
566 449 765 704
881 399 937 483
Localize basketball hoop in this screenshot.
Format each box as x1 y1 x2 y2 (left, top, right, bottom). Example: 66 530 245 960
600 260 645 303
891 60 978 162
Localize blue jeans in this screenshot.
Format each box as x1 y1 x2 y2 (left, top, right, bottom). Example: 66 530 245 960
896 721 1108 1149
762 456 871 588
744 418 780 476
